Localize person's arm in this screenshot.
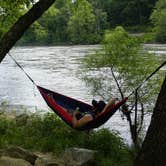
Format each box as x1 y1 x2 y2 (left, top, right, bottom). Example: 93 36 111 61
72 112 93 128
101 98 116 113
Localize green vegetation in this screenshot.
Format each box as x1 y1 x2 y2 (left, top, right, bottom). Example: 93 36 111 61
89 0 157 27
151 0 166 43
67 0 100 44
0 0 31 38
1 0 164 45
0 109 132 166
82 26 161 101
81 26 164 146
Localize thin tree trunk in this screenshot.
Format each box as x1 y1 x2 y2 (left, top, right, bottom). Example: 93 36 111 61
134 75 166 166
0 0 55 63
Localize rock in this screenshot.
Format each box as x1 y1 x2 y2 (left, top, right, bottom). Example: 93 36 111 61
0 156 32 166
35 157 61 166
34 153 65 166
63 148 97 166
4 146 37 164
0 150 4 156
0 146 97 166
34 157 47 166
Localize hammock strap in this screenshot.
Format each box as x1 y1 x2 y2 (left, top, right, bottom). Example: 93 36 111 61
8 53 36 85
128 60 166 97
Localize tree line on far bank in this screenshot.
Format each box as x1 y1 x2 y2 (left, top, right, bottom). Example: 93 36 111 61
0 0 165 45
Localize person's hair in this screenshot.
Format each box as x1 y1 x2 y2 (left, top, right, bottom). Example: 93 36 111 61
92 99 98 107
92 100 106 113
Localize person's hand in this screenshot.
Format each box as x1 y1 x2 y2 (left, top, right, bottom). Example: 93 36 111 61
72 111 78 117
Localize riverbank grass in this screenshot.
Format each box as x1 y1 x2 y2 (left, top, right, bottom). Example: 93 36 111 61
0 108 133 166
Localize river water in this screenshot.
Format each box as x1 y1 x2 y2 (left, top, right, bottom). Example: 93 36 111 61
0 44 165 143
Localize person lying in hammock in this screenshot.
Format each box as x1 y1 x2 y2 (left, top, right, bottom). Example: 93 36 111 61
72 98 116 128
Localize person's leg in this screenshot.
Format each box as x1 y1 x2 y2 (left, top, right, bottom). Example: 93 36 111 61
107 98 116 106
101 98 116 113
72 113 93 128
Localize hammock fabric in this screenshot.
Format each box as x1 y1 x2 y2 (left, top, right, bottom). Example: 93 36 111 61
37 86 128 130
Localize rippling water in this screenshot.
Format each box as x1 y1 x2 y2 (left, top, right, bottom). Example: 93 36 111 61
0 44 165 144
0 46 97 110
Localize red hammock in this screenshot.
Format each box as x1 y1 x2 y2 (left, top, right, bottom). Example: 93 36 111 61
37 86 128 130
9 53 165 130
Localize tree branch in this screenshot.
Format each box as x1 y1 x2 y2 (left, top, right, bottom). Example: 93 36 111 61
110 66 124 99
0 0 55 63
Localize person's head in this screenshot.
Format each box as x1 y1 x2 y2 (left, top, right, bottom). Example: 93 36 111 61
92 99 106 114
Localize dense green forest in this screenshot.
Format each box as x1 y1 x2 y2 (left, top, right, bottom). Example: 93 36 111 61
1 0 165 45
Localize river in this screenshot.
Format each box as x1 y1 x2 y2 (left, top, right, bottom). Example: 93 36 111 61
0 44 165 144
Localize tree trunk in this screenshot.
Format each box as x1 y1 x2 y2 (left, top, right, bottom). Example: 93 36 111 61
134 75 166 166
0 0 55 63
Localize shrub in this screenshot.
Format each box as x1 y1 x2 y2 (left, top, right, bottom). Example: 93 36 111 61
151 0 166 43
0 111 132 165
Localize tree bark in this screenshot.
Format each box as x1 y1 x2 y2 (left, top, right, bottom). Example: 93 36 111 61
0 0 55 63
134 75 166 166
